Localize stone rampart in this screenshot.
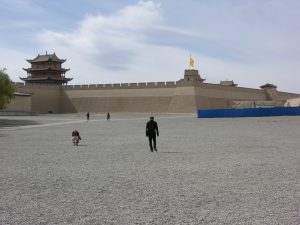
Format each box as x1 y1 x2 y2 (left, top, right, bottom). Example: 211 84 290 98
62 86 179 113
198 83 267 100
277 91 300 100
12 80 300 114
194 83 267 109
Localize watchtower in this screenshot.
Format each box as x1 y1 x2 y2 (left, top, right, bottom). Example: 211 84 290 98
177 69 205 86
20 52 73 85
260 83 278 101
183 69 205 82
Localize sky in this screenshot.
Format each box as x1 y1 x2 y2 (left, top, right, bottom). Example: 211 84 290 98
0 0 300 93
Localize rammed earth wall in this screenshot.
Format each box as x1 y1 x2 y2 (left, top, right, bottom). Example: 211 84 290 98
11 79 300 114
62 83 179 113
14 83 62 113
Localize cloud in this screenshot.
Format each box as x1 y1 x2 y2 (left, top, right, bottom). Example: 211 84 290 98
198 54 300 92
0 0 42 31
34 0 191 84
1 0 33 9
37 1 163 71
2 0 299 94
0 48 33 80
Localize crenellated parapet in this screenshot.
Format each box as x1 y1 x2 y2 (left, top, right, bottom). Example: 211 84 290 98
13 82 26 87
63 81 177 90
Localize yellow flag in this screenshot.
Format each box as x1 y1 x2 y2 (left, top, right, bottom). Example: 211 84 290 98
189 57 194 67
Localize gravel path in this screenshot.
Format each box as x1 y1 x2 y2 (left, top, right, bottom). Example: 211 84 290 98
0 114 299 225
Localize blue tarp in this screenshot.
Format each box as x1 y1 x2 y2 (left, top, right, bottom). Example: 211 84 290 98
198 107 300 118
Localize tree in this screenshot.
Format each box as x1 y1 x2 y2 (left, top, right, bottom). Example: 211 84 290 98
0 68 16 109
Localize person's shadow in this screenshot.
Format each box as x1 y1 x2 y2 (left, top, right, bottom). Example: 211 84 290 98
158 151 183 154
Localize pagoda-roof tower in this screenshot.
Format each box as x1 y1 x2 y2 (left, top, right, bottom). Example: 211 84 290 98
20 52 73 85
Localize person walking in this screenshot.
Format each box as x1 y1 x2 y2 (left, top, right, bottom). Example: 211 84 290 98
107 112 110 121
146 116 159 152
87 112 90 121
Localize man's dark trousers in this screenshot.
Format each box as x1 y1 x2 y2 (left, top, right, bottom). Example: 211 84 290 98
148 135 157 151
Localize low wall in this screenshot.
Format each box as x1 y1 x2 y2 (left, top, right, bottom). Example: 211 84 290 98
1 95 31 112
15 84 62 113
198 107 300 118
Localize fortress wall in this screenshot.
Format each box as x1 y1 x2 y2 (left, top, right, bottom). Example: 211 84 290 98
167 86 198 113
194 84 267 109
60 84 300 113
12 81 300 114
68 97 173 113
195 97 233 110
277 91 300 100
198 83 267 100
62 87 178 113
138 83 146 87
2 95 32 112
15 84 62 113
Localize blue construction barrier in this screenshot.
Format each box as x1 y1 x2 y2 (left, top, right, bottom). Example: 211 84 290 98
198 107 300 118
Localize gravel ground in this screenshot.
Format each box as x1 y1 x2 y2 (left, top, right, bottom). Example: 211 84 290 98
0 113 299 225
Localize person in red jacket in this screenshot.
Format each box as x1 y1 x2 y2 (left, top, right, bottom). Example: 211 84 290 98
72 129 81 146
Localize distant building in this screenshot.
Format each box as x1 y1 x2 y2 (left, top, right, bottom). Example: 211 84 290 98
20 52 73 85
284 97 300 107
219 80 238 87
259 83 277 89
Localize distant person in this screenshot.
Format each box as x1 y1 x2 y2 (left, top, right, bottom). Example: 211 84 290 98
107 112 110 121
146 116 159 152
72 129 81 146
87 112 90 121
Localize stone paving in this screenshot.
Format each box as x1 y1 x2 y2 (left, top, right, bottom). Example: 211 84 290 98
0 113 299 225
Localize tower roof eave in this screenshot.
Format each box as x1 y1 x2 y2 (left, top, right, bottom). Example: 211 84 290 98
260 83 277 89
19 77 73 82
23 67 70 72
26 53 66 63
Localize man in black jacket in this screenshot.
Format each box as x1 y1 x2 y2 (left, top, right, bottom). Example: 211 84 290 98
146 116 159 152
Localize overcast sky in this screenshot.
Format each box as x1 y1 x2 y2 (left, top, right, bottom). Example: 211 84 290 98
0 0 299 93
